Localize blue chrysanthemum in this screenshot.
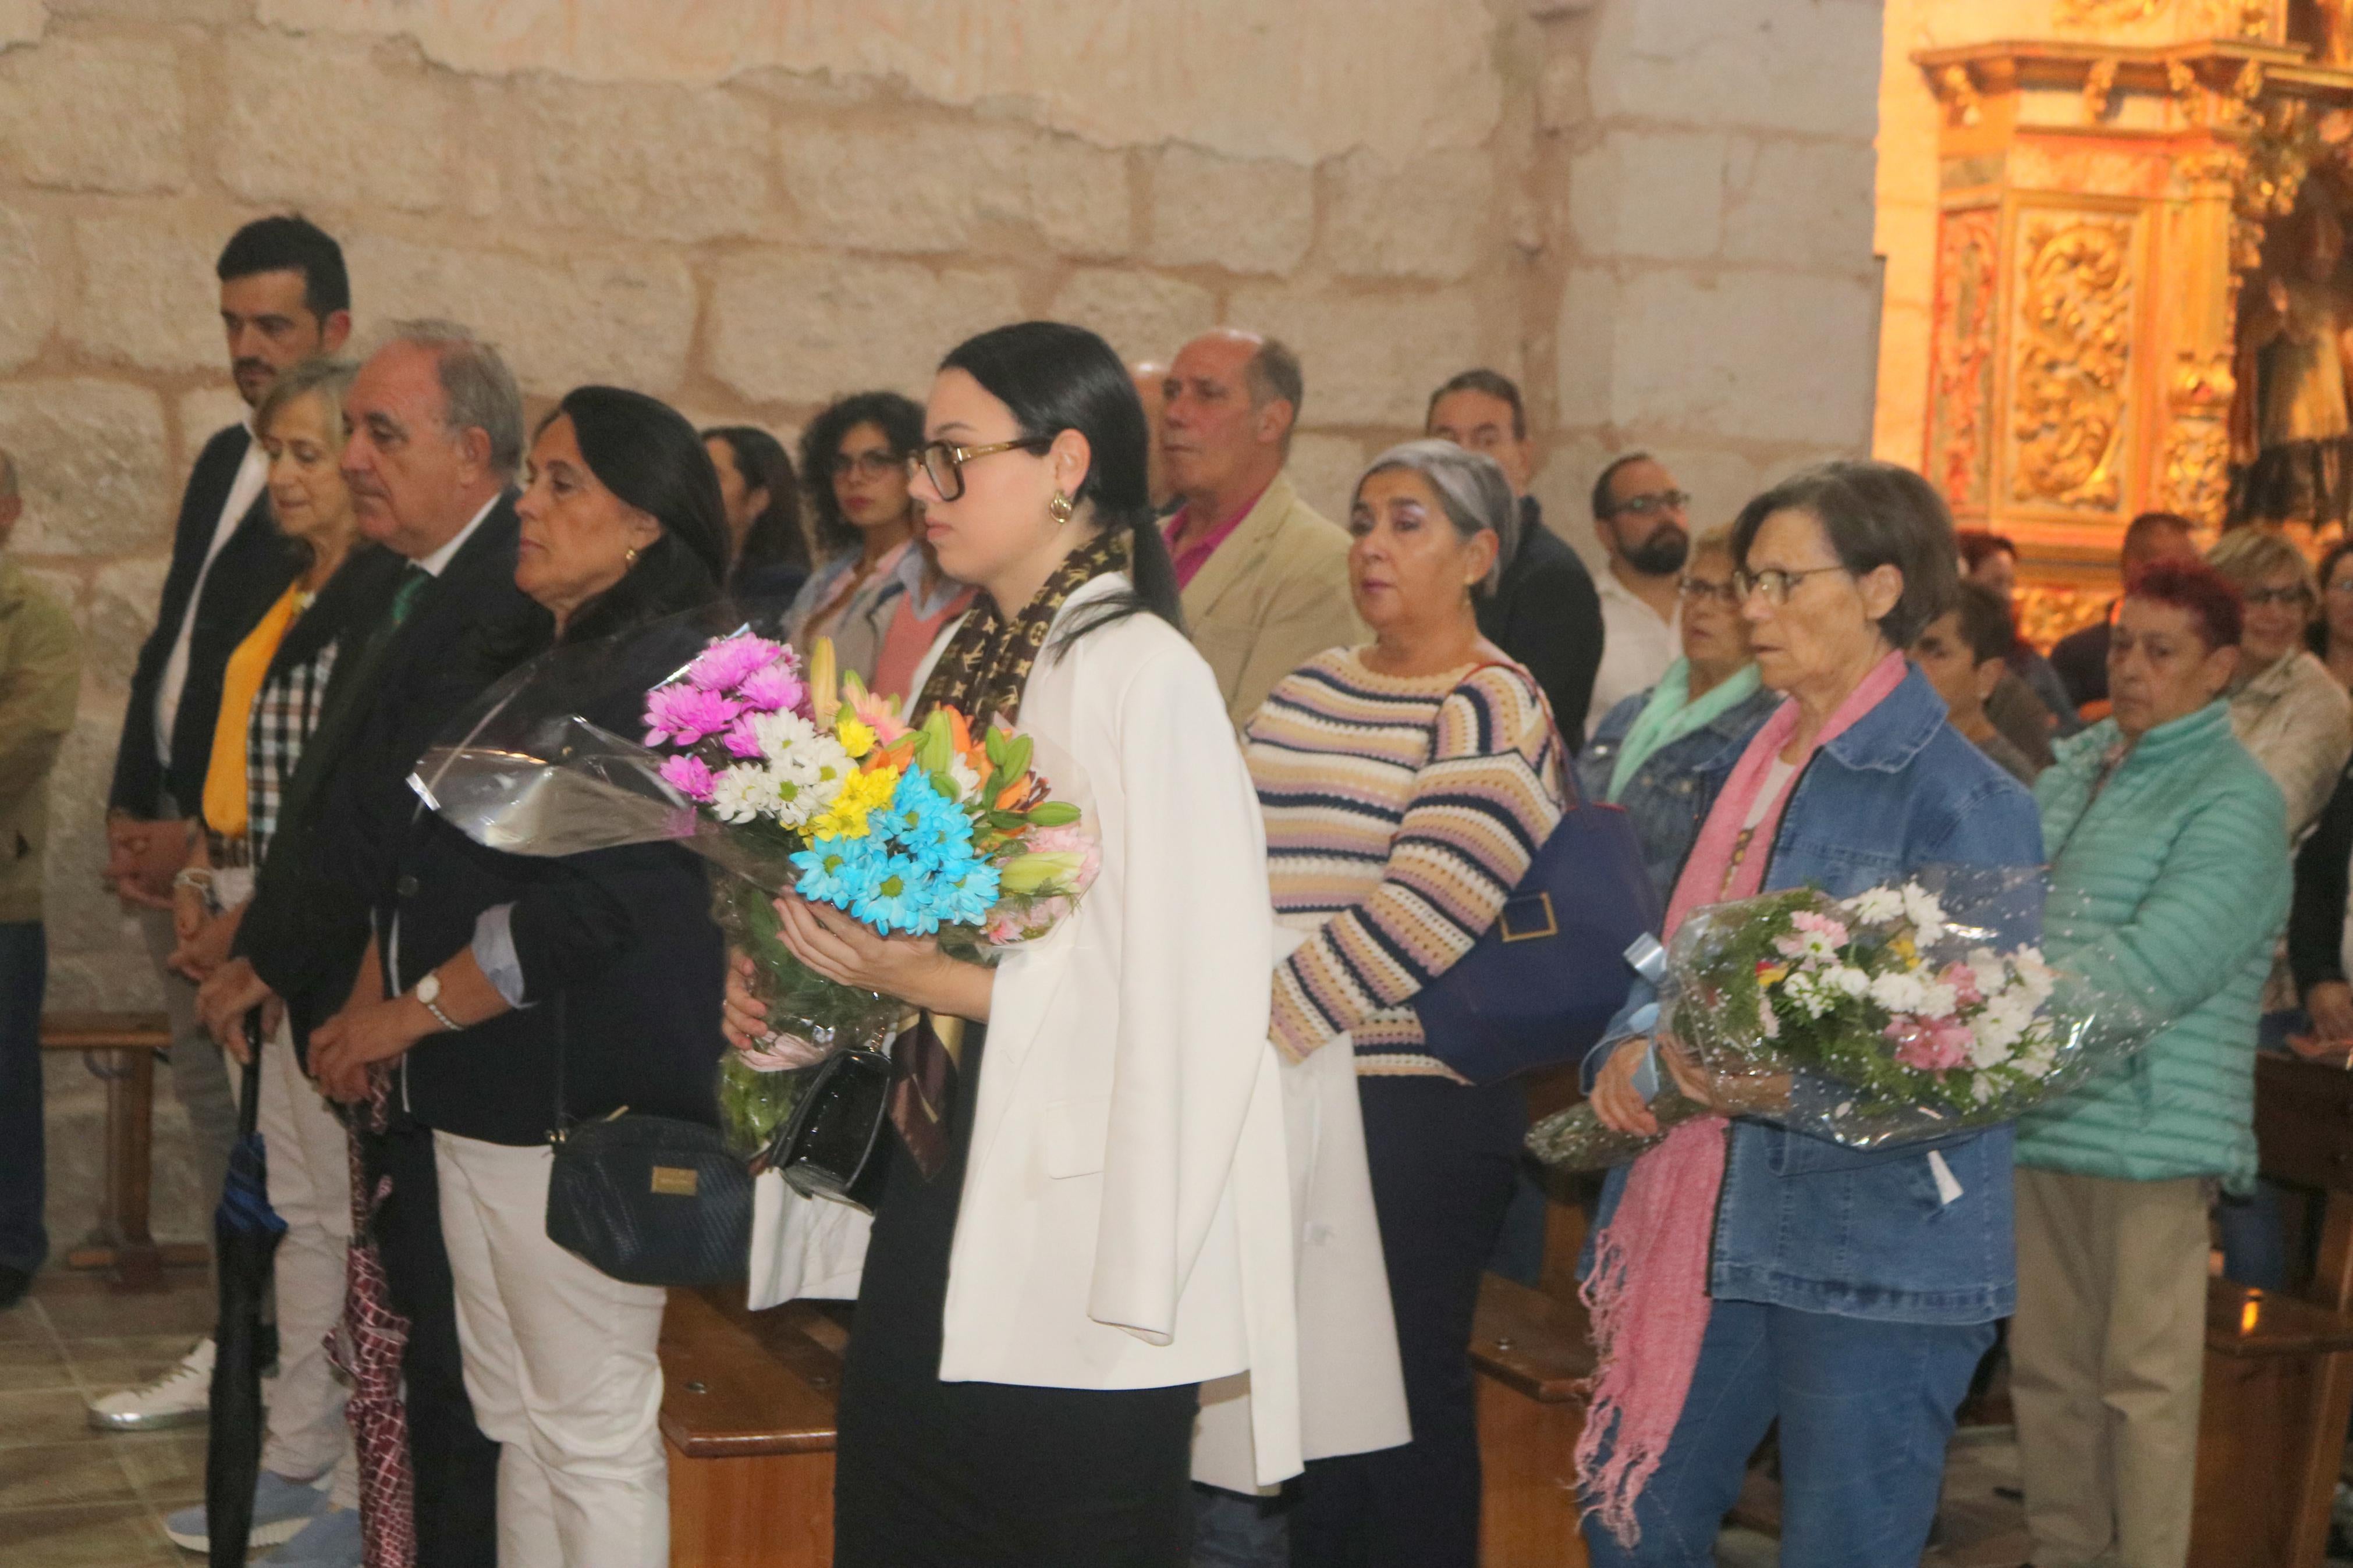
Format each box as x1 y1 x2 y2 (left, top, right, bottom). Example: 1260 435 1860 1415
790 837 884 910
852 852 942 936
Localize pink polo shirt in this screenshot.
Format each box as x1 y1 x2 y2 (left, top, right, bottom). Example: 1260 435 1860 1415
1163 483 1270 589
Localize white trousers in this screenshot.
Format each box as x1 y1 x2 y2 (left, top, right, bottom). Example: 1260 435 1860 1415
257 1019 357 1507
433 1132 669 1568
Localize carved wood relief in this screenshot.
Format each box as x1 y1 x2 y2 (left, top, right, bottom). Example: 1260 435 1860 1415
2010 212 2138 511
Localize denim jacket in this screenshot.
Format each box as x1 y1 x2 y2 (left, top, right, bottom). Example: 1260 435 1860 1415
1577 684 1780 907
1584 663 2046 1324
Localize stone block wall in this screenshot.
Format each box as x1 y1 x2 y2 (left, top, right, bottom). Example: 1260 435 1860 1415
0 0 1889 1030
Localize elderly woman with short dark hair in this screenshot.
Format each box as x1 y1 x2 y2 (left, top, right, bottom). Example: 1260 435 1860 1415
1578 460 2043 1567
1244 439 1567 1567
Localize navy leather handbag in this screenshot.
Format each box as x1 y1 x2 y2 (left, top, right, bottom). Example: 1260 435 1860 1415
1411 677 1663 1086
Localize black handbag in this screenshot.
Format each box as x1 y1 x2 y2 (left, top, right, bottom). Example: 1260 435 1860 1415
758 1042 895 1213
543 998 755 1287
1410 673 1665 1085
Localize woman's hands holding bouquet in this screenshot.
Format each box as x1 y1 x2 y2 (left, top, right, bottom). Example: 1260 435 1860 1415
1591 1034 1791 1136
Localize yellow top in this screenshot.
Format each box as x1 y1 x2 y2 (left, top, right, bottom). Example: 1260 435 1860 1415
200 582 306 840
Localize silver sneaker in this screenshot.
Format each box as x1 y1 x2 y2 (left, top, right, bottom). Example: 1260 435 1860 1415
86 1335 214 1431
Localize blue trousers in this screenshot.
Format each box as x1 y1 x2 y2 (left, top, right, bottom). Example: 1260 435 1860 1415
0 923 48 1274
1580 1298 1992 1567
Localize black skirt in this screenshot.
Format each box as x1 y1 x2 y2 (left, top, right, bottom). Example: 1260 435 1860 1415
832 1023 1200 1568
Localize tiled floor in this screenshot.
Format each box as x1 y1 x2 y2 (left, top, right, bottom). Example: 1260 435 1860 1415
0 1266 222 1567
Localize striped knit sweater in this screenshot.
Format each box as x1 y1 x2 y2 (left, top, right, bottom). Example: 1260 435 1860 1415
1245 650 1566 1077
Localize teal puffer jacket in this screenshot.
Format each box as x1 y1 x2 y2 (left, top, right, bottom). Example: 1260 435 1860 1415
2015 701 2290 1192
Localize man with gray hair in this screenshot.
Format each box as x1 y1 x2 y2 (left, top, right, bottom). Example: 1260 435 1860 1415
1159 328 1362 728
0 446 83 1313
203 319 542 1568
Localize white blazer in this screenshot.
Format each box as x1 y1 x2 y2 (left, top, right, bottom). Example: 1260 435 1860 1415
932 574 1303 1486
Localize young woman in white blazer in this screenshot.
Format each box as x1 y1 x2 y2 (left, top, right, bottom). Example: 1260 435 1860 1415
725 321 1299 1567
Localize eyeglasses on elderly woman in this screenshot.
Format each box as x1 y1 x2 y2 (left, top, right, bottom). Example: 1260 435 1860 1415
1729 564 1850 605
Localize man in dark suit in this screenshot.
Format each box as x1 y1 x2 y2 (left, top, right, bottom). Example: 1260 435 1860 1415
1426 368 1605 746
201 320 544 1567
89 215 350 1435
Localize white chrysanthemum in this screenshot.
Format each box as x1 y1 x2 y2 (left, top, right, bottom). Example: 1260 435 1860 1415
2008 947 2057 1004
1828 965 1872 998
747 709 819 765
1783 973 1834 1019
1917 980 1960 1021
708 763 778 825
1847 887 1904 925
1968 947 2006 1001
1900 881 1947 945
945 755 984 803
1869 968 1929 1015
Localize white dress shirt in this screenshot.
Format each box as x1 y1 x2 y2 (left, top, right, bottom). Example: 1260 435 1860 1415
1588 568 1681 737
154 419 270 770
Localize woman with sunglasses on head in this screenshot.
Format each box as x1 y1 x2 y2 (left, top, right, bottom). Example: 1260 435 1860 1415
1577 524 1778 906
1578 461 2043 1567
726 322 1297 1567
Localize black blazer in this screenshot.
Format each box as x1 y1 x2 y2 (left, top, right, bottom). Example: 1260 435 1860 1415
238 494 549 1036
110 424 304 816
1478 497 1605 750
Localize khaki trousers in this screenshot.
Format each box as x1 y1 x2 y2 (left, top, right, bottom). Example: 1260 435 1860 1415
2011 1167 2211 1568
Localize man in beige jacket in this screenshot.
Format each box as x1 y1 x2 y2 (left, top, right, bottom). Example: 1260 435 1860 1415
1159 330 1362 730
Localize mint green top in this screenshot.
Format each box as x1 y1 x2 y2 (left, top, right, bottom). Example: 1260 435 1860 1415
2016 701 2290 1192
1602 657 1761 805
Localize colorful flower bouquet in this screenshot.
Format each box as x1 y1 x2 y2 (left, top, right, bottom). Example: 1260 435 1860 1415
1525 869 2156 1171
407 611 1098 1158
638 631 1097 1153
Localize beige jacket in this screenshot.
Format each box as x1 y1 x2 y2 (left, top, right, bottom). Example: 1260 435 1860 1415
0 560 78 924
2229 649 2353 842
1179 475 1364 731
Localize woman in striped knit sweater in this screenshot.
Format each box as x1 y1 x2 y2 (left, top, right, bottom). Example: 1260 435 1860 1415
1243 439 1566 1568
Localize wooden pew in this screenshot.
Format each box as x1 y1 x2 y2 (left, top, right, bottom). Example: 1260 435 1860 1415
40 1010 203 1292
1473 1271 1594 1567
2189 1051 2353 1568
660 1285 844 1568
661 1268 1599 1568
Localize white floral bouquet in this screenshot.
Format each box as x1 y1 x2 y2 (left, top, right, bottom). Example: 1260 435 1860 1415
1527 867 2156 1170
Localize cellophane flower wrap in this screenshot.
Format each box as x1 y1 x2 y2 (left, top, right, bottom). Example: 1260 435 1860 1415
1524 867 2159 1171
409 609 1099 1160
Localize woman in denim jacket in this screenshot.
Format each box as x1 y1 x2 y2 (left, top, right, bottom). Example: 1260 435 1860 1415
1577 524 1779 905
1577 461 2044 1567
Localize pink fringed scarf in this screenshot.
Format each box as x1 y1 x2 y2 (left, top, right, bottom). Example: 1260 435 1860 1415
1576 650 1908 1546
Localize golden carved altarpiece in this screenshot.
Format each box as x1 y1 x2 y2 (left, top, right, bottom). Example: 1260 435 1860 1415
1917 0 2353 643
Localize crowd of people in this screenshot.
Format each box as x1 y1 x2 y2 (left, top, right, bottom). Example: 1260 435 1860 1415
0 207 2341 1568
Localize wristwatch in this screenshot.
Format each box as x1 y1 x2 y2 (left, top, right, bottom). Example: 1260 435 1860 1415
414 970 461 1033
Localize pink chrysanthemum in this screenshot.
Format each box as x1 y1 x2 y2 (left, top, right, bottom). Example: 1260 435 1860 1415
658 752 716 802
1886 1015 1969 1073
686 635 785 693
644 684 743 747
734 662 810 717
720 718 766 760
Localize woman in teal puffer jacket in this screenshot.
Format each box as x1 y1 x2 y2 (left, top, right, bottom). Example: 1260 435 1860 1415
2011 557 2291 1568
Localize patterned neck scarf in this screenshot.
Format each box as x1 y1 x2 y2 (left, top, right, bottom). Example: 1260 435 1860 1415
917 526 1128 727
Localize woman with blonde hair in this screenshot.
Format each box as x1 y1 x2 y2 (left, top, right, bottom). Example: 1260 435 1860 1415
2207 527 2352 838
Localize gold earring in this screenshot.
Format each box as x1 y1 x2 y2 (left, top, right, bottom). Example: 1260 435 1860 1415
1049 492 1074 524
623 545 640 568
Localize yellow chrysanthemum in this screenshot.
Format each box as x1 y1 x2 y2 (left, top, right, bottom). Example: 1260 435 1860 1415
809 765 899 840
834 714 877 759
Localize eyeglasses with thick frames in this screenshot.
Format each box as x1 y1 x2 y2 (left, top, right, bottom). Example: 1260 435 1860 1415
1609 489 1691 518
1730 564 1848 605
1678 575 1741 606
908 437 1053 502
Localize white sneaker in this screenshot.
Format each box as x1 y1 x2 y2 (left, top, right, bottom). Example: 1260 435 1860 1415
86 1336 214 1431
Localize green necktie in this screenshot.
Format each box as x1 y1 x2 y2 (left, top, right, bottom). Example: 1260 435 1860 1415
388 563 430 625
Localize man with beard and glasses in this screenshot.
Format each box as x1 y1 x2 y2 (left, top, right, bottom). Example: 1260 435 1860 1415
1585 451 1692 736
90 214 349 1438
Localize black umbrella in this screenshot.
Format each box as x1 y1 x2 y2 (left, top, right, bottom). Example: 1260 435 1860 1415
205 1009 287 1568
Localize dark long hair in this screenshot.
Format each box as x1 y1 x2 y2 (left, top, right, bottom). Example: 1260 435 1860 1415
546 386 727 645
796 391 925 558
703 425 809 579
2315 541 2353 659
937 321 1183 642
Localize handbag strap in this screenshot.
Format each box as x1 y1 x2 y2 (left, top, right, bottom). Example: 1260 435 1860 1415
548 991 571 1145
1446 660 1582 812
